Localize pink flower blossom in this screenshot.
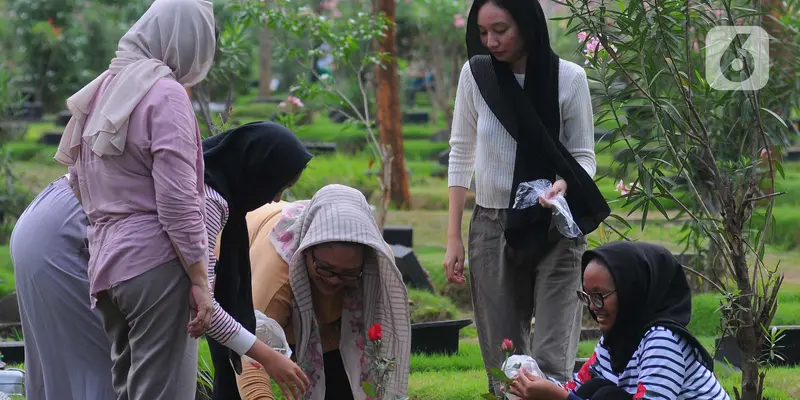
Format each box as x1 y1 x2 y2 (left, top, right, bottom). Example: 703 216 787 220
288 96 304 108
615 180 632 196
454 13 466 27
577 31 589 43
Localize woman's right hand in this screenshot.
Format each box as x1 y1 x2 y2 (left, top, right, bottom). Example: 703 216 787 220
258 348 309 400
188 283 213 338
444 237 466 284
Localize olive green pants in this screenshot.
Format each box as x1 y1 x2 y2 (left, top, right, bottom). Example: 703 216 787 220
468 205 586 392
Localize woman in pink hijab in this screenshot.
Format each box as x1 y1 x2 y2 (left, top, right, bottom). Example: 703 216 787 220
53 1 305 399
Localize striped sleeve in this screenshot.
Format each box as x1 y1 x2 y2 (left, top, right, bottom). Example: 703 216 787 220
204 185 257 356
635 328 686 399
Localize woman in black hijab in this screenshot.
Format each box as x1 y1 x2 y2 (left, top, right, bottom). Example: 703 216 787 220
443 0 610 391
202 121 313 400
508 241 729 400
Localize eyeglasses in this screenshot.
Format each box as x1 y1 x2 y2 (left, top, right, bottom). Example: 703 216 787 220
576 290 616 309
310 251 363 282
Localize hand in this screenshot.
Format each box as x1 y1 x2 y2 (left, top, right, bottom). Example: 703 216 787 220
187 283 213 338
260 348 310 400
509 370 569 400
539 179 568 209
443 237 466 284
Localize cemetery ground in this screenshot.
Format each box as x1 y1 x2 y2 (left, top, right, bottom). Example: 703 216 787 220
2 97 800 399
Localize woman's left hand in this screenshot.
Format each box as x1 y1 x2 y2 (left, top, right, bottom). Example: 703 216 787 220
509 370 569 400
539 179 567 208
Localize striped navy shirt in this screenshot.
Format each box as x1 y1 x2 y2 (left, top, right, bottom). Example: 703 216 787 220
562 326 730 400
203 185 257 355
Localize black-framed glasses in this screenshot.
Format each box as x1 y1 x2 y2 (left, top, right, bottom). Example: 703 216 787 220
576 290 616 309
310 251 363 282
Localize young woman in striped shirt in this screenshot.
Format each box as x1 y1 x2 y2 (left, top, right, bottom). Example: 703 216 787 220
508 241 730 400
201 121 313 400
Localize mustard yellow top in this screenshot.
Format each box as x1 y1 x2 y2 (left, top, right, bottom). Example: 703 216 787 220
231 202 344 400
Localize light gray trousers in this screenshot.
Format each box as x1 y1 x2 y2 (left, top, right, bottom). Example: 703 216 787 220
468 206 586 392
95 259 198 400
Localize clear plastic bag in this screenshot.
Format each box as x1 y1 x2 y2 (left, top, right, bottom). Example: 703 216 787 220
502 355 545 400
512 179 582 238
242 310 293 370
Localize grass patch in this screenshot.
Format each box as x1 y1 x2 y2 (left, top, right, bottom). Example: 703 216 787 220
408 288 457 323
0 246 16 297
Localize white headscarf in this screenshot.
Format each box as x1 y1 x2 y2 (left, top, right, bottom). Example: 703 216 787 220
268 185 411 400
54 0 216 166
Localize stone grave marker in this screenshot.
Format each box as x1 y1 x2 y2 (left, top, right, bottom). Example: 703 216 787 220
56 110 72 127
715 326 800 368
390 245 435 292
383 225 413 248
402 111 429 125
302 141 337 155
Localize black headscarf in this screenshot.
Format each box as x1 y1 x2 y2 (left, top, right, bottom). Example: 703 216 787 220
465 0 609 250
582 241 714 374
203 121 312 400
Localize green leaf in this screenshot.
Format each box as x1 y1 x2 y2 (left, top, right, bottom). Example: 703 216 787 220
775 161 785 179
760 107 788 128
488 367 513 384
362 381 377 398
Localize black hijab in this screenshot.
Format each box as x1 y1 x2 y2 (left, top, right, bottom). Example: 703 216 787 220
582 241 714 374
203 121 312 400
465 0 609 250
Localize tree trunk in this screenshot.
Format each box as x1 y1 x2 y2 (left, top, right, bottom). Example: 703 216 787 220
258 28 273 99
374 0 411 209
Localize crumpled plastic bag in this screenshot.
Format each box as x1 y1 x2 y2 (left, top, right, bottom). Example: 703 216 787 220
512 179 583 238
242 310 293 370
502 355 545 400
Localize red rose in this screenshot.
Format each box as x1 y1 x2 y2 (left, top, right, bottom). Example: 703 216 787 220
368 323 383 341
500 338 514 353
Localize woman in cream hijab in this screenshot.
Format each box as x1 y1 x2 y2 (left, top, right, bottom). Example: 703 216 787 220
234 185 411 400
53 1 218 399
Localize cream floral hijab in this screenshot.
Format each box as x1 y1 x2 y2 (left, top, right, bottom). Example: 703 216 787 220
55 0 216 165
268 185 411 400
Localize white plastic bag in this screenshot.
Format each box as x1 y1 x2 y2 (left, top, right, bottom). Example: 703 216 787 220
243 310 293 369
502 355 545 400
512 179 582 238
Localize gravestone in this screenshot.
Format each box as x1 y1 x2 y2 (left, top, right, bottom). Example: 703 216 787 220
438 148 450 167
622 106 654 121
252 96 283 104
6 102 43 121
411 319 473 355
38 133 62 146
328 109 350 124
429 129 450 143
715 326 800 368
402 111 430 125
613 146 659 163
0 294 19 324
0 342 24 364
56 110 72 127
594 130 612 142
365 168 412 178
302 141 337 155
390 245 435 292
383 225 413 248
786 147 800 162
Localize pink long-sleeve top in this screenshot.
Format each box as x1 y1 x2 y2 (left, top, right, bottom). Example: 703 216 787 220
70 77 208 303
